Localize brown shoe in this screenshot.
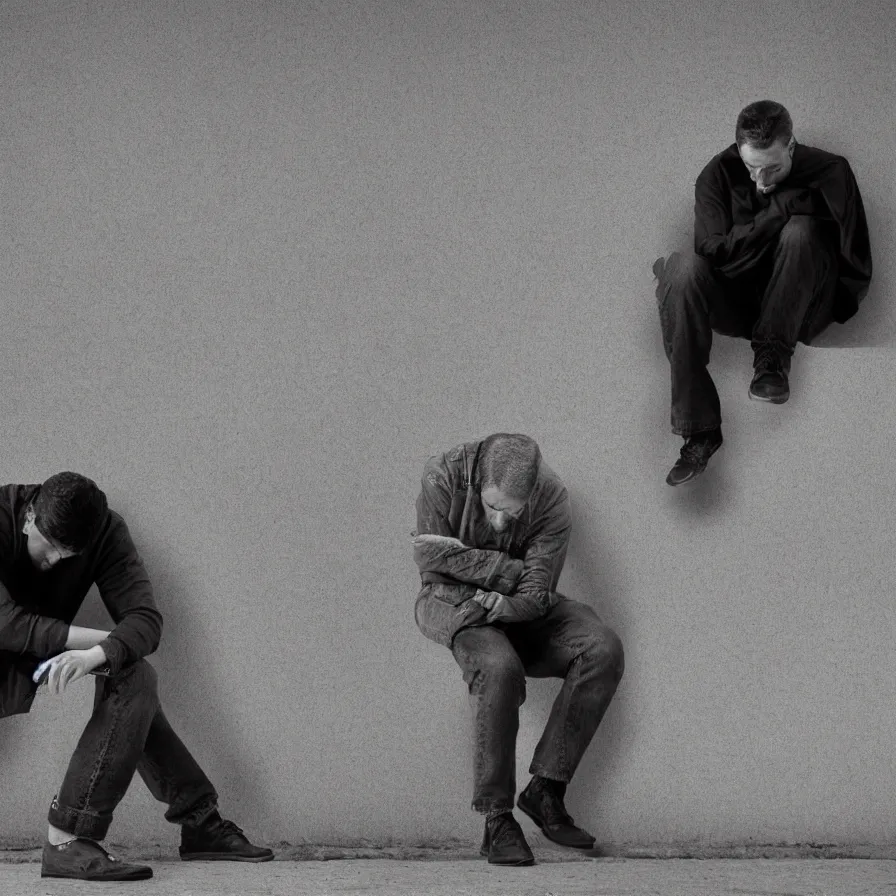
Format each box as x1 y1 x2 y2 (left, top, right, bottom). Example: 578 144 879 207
41 838 153 881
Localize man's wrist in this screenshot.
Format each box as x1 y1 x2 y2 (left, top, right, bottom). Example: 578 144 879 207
84 644 108 671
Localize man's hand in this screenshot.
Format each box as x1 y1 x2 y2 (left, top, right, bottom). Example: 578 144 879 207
411 533 465 549
473 590 513 623
774 187 823 217
35 646 107 696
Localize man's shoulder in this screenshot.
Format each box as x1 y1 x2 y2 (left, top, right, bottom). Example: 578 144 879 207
533 461 569 516
422 441 478 485
696 144 741 185
793 143 851 180
0 484 39 558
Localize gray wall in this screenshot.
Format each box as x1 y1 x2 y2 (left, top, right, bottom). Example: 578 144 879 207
1 0 893 847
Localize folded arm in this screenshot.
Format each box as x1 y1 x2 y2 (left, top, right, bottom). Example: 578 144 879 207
482 488 572 624
694 169 819 278
0 579 69 657
413 466 524 594
93 517 163 675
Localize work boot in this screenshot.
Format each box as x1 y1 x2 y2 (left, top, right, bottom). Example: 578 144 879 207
749 342 791 403
41 838 153 881
180 811 274 862
518 776 595 849
665 428 723 486
479 811 535 866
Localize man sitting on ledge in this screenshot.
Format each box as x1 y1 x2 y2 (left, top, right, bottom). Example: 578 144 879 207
654 100 872 486
0 472 273 882
412 433 624 866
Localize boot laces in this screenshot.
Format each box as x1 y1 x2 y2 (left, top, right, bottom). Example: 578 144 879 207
490 813 525 847
754 343 784 374
680 436 718 466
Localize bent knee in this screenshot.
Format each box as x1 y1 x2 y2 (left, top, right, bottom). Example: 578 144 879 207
114 659 159 696
465 652 526 700
778 214 823 243
583 628 625 682
657 249 715 292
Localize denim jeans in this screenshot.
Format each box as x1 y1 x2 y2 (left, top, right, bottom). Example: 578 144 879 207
451 598 624 815
655 215 839 436
47 660 218 840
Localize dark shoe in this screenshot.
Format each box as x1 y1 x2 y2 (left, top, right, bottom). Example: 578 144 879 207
517 777 595 849
665 429 723 486
479 812 535 866
41 838 153 881
180 812 274 862
749 343 790 403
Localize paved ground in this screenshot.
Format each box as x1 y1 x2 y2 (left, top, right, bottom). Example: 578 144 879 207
1 848 895 896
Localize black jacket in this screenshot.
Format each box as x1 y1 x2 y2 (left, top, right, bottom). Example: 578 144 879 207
0 484 162 718
694 142 872 323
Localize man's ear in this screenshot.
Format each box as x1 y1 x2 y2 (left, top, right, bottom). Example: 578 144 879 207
23 506 35 534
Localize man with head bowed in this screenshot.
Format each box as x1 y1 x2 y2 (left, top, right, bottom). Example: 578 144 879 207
655 100 872 485
412 433 624 865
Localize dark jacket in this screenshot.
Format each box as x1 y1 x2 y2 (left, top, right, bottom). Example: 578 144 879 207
694 142 872 323
413 440 571 647
0 484 162 718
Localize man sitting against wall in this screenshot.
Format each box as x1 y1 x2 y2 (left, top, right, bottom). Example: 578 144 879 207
654 100 872 485
0 472 273 882
412 433 624 866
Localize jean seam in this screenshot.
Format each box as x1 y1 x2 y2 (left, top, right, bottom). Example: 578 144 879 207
79 683 123 827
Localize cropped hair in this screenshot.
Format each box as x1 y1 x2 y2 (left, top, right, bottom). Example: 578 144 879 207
32 472 108 553
735 100 793 149
478 433 541 500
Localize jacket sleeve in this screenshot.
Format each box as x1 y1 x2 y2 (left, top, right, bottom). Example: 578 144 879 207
694 166 792 277
0 579 69 657
494 487 572 623
414 462 524 594
94 517 163 675
819 157 873 293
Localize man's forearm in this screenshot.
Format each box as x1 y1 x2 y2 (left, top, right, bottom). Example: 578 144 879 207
414 541 524 594
65 625 112 651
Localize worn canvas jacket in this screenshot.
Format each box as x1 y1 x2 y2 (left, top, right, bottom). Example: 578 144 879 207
0 484 163 719
413 440 571 648
694 142 872 323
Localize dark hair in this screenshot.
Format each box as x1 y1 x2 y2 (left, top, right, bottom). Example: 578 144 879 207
478 433 541 500
735 100 793 149
32 472 108 553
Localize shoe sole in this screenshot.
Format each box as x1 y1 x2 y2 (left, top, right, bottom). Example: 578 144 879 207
517 801 595 850
180 852 275 862
749 388 789 404
479 850 535 866
42 870 153 881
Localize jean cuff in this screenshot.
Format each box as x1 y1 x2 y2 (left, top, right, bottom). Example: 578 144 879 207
48 795 110 842
472 797 513 815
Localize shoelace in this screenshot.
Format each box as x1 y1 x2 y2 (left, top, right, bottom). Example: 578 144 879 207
212 819 246 839
680 438 718 466
490 814 525 847
754 343 784 374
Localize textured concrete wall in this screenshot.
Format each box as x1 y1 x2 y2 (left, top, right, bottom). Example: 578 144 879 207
0 0 893 847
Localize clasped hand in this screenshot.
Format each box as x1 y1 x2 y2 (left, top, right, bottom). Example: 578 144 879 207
33 648 106 696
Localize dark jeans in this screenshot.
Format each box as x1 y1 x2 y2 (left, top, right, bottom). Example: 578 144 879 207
655 215 839 436
451 598 624 815
47 660 218 841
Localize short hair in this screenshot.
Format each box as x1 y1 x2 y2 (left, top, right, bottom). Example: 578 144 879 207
735 101 793 149
478 433 541 500
32 472 108 553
